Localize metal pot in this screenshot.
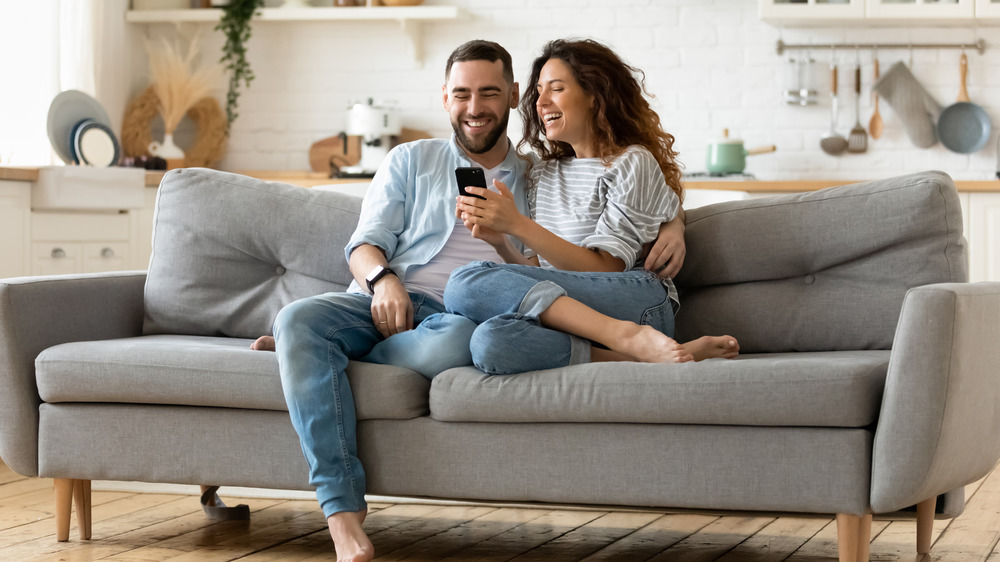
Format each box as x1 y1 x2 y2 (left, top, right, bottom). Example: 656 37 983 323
706 129 776 174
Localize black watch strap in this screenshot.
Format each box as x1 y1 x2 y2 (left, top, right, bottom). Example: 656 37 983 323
366 266 396 293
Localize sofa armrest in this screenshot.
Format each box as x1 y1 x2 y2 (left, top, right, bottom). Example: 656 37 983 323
871 282 1000 513
0 271 146 477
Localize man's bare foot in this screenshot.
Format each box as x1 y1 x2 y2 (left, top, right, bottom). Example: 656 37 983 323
613 322 694 363
250 335 275 351
328 509 373 562
683 335 740 361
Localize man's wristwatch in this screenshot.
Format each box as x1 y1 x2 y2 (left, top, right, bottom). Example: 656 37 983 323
365 264 397 293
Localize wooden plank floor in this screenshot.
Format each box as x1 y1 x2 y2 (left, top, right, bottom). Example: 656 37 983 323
1 459 998 561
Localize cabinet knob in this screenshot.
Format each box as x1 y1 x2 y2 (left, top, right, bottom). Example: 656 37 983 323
51 248 66 259
101 247 115 258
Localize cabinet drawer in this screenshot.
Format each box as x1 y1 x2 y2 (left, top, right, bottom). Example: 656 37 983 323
32 242 83 276
83 242 130 273
32 212 130 242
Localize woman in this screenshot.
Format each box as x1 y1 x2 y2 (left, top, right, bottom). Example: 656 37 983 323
445 38 738 375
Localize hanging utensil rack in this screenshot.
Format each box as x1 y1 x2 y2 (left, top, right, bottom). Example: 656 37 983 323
776 38 985 55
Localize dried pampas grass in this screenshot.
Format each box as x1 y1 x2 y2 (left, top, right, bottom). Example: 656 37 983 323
121 86 228 168
145 33 224 135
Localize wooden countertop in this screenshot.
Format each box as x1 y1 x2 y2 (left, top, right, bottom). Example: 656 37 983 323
4 166 999 192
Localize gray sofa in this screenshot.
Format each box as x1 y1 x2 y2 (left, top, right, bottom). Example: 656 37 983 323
2 168 999 562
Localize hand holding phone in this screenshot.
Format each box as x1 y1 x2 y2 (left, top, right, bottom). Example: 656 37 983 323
455 167 488 200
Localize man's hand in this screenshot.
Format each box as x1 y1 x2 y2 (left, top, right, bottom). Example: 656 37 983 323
644 215 686 280
370 276 413 338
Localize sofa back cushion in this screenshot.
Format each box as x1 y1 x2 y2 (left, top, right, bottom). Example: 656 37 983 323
674 170 968 353
143 169 361 338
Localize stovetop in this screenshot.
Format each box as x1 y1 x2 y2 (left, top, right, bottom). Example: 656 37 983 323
683 172 757 180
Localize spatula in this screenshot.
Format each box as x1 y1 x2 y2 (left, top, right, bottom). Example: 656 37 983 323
869 58 884 139
847 63 868 153
820 63 848 156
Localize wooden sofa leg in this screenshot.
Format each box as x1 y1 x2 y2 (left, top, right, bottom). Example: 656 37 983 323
54 479 92 541
73 479 92 540
916 497 936 554
836 513 873 562
54 479 73 542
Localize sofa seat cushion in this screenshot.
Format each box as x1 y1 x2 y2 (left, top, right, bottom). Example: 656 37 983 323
429 351 890 427
35 335 430 420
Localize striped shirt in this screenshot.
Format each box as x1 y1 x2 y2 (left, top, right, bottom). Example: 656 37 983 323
529 145 681 304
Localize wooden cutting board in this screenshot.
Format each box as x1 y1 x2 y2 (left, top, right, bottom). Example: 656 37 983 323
308 128 433 174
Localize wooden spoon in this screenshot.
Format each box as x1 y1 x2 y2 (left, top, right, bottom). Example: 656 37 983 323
869 58 884 140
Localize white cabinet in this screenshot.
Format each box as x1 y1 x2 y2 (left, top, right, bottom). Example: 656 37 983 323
130 188 159 271
30 212 132 276
0 181 31 278
866 0 974 19
760 0 978 23
759 0 865 22
966 192 1000 282
976 0 1000 17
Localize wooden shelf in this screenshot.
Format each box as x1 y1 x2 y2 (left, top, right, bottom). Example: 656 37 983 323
125 6 462 65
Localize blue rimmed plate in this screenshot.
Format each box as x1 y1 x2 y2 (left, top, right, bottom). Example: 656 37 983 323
72 119 121 167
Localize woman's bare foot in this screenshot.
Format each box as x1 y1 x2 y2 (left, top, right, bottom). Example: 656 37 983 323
328 509 373 562
613 322 694 363
250 335 275 351
683 335 739 361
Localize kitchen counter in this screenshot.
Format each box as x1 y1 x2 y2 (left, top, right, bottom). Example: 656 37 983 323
1 166 166 188
4 166 1000 192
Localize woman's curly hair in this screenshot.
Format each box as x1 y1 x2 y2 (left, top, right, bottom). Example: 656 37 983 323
517 38 683 202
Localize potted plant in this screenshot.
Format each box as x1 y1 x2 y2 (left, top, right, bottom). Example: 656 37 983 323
215 0 264 127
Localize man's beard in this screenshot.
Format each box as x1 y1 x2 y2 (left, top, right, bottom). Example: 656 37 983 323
452 106 510 155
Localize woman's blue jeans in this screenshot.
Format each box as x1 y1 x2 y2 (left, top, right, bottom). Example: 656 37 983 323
273 290 475 518
443 261 675 375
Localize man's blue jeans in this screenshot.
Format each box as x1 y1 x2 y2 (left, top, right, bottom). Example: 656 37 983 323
273 290 475 518
444 261 675 375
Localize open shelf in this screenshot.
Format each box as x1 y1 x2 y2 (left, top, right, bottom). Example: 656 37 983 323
125 6 463 65
125 6 460 23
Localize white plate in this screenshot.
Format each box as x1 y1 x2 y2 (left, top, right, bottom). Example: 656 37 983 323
47 90 113 165
73 120 120 167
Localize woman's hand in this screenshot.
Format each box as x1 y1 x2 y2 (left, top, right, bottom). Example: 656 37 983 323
462 218 507 248
456 179 527 237
643 215 686 279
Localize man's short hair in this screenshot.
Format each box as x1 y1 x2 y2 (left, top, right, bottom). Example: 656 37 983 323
445 40 514 85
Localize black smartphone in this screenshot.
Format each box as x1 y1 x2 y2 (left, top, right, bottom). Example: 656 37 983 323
455 167 488 200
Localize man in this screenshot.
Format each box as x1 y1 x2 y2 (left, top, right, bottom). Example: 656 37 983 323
273 40 529 562
274 40 686 561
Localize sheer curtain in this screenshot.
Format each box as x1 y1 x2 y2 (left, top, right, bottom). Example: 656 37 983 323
0 0 129 166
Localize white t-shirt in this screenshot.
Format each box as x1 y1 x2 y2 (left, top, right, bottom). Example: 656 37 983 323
404 166 506 303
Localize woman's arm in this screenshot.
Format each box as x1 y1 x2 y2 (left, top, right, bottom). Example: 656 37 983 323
457 181 625 272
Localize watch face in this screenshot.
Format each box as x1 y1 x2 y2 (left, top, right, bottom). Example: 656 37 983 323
366 265 385 283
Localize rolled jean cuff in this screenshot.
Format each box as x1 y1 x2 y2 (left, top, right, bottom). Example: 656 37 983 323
320 495 367 519
517 280 567 319
568 334 591 365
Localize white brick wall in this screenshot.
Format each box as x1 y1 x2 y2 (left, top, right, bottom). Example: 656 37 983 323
134 0 1000 180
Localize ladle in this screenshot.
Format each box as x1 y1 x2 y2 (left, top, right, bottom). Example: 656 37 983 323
820 63 848 155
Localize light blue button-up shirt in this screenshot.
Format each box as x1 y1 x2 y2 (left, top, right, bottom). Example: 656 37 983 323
345 135 530 294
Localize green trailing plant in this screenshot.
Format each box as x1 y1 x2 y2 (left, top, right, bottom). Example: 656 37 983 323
216 0 264 128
